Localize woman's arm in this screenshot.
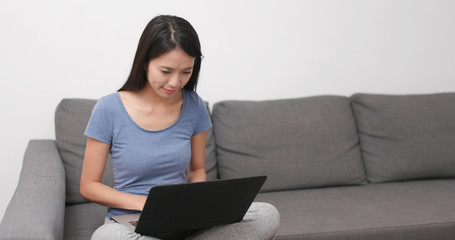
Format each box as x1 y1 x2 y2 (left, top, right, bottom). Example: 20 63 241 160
188 131 207 183
80 137 146 211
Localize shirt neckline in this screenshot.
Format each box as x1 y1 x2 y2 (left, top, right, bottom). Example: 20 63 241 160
114 90 187 133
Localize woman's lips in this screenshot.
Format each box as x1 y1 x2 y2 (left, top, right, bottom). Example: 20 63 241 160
163 88 177 94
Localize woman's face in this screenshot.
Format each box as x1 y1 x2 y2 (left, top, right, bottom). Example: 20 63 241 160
145 48 195 99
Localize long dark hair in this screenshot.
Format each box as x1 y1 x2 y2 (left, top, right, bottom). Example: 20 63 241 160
119 15 202 92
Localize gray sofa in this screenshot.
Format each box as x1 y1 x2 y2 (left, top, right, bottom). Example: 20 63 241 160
1 93 455 240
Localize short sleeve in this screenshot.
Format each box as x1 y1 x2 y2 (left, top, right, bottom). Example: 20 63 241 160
84 97 113 144
193 95 213 136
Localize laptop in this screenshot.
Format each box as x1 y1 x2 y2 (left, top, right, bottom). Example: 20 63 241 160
111 175 267 239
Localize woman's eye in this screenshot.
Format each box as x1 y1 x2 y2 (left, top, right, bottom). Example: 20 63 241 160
161 70 171 74
183 71 192 75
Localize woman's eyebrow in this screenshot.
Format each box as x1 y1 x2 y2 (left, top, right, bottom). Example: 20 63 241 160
160 66 193 70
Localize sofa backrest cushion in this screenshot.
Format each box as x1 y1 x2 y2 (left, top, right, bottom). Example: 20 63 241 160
351 93 455 183
204 102 218 181
212 96 366 192
55 98 217 204
55 99 115 204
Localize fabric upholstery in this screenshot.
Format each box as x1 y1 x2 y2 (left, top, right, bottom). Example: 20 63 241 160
213 96 366 192
204 124 218 180
204 102 218 180
64 203 107 240
256 179 455 240
4 93 455 240
0 140 66 240
351 93 455 183
55 99 114 204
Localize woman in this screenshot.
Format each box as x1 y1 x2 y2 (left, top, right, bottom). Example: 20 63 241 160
80 15 279 240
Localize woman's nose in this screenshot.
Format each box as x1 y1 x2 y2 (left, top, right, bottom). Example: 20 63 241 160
168 74 180 87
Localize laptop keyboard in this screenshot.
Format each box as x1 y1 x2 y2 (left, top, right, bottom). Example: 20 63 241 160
129 220 138 227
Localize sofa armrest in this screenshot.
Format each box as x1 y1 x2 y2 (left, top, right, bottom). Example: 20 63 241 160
0 140 66 240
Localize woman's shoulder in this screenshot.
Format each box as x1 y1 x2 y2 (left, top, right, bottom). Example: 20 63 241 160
183 89 205 105
183 90 209 118
93 92 121 113
98 92 119 103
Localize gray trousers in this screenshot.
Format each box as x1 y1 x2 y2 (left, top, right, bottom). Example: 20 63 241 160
92 202 279 240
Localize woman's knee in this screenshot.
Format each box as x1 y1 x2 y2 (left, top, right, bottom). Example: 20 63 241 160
245 202 280 238
251 202 280 227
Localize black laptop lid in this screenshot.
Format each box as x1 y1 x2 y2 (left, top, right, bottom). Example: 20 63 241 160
135 175 267 236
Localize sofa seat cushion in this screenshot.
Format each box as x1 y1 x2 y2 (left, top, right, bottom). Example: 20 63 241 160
351 93 455 183
255 179 455 240
213 96 366 191
64 203 107 240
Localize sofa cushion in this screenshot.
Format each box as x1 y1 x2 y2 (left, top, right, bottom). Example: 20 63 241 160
55 99 115 204
56 98 217 204
351 93 455 183
212 96 366 192
256 179 455 240
64 203 107 240
204 118 218 180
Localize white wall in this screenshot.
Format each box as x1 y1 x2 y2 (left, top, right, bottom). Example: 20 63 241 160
1 0 455 221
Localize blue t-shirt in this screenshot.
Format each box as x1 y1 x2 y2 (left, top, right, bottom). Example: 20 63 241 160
84 89 212 217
